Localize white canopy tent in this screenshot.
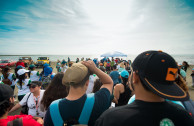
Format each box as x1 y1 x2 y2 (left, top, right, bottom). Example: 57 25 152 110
100 51 127 57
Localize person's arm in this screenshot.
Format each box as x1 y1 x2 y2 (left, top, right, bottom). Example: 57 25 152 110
82 60 113 94
112 85 121 104
9 103 22 113
33 117 44 125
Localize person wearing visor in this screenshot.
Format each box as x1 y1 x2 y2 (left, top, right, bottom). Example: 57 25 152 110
9 81 45 118
15 69 31 101
95 50 194 126
0 84 43 126
10 81 45 118
113 70 132 107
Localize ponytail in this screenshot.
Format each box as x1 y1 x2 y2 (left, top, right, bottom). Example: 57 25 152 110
18 74 26 89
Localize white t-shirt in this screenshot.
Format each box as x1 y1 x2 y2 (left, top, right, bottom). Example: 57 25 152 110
15 79 31 96
30 71 40 81
60 66 68 73
20 90 45 118
86 75 95 94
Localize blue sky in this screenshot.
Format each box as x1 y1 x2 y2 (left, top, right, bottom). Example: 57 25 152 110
0 0 194 55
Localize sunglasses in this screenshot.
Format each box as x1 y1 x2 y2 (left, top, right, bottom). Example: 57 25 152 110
29 84 37 89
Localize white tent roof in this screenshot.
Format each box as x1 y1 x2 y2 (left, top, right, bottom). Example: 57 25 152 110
100 51 127 57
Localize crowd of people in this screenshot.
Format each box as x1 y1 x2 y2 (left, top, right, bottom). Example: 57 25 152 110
0 50 194 126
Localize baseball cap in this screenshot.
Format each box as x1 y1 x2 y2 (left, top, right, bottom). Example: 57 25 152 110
0 84 13 105
17 69 29 76
62 63 90 86
17 65 25 69
178 63 182 67
29 64 36 69
120 70 129 78
132 50 189 101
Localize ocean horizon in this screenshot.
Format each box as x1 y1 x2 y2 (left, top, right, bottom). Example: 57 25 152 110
0 54 194 65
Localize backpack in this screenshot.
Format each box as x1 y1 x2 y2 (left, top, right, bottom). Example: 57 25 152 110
182 99 194 119
2 74 12 86
7 118 23 126
41 75 51 89
50 93 95 126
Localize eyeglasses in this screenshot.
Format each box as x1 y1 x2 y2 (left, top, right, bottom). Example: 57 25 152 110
29 84 37 89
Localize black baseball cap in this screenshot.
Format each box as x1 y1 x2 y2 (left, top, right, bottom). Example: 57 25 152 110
132 50 189 101
0 84 13 105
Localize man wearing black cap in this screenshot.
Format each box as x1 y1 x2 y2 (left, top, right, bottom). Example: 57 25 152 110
95 50 194 126
0 84 43 126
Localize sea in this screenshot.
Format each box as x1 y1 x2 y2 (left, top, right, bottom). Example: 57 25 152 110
0 54 194 65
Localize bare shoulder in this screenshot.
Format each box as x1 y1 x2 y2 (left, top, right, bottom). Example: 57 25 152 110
114 84 124 91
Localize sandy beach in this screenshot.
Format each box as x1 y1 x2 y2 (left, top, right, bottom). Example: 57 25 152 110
8 62 194 100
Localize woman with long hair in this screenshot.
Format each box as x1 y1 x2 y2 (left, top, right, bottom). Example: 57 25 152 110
113 70 132 107
92 78 103 93
40 72 69 111
182 61 189 72
15 69 31 101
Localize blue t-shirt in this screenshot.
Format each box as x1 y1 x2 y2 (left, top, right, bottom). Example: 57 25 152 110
110 71 120 85
44 88 111 126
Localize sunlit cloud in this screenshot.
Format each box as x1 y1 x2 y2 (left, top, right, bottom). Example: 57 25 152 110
0 0 194 55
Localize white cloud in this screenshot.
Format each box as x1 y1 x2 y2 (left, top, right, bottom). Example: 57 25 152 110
0 0 194 55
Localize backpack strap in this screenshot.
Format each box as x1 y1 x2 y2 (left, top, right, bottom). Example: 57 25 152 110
26 93 31 106
7 118 23 126
78 93 95 125
50 99 63 126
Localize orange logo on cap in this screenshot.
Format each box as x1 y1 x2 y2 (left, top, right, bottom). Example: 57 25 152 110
166 68 178 81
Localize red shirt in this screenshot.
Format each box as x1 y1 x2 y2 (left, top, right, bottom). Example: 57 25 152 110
115 59 118 63
0 115 42 126
16 61 25 67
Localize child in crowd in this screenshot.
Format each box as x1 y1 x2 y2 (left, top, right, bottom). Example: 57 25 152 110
191 68 194 88
29 64 40 81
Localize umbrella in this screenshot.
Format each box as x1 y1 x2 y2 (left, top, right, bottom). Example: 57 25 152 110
100 51 127 57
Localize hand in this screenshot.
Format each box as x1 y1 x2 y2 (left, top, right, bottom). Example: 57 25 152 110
81 60 97 74
34 117 44 125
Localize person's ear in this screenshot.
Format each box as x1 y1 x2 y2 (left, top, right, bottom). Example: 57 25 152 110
133 72 140 84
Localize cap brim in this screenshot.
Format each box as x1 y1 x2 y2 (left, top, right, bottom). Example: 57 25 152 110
25 70 29 72
140 76 189 101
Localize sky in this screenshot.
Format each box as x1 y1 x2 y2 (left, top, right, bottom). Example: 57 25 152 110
0 0 194 55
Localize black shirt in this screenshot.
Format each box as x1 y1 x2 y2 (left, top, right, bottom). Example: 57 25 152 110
115 85 131 107
95 100 194 126
44 88 111 126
